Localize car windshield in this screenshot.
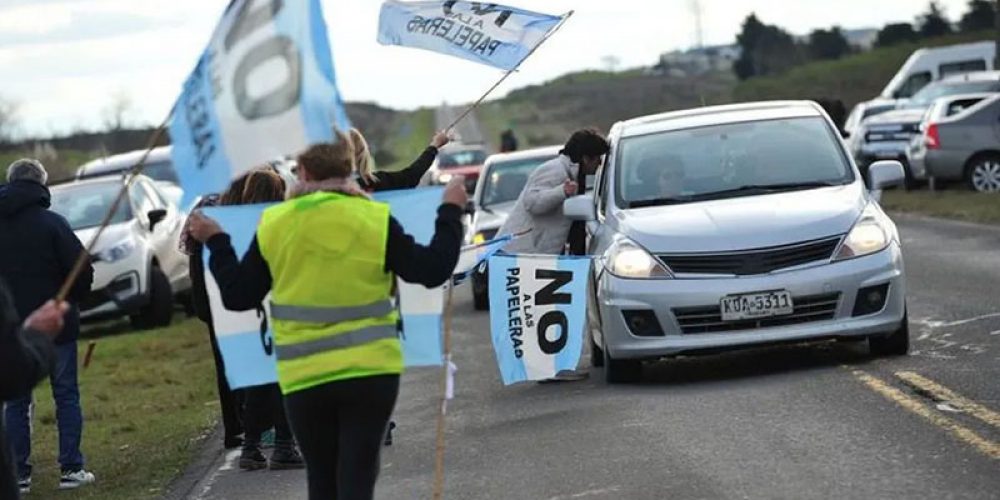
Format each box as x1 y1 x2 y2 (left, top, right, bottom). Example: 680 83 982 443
439 150 487 169
80 160 179 183
50 182 132 230
615 117 853 208
481 156 555 207
910 81 1000 107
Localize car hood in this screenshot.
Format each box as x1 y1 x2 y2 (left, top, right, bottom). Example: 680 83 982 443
473 201 515 230
612 184 866 253
865 108 925 127
74 222 135 254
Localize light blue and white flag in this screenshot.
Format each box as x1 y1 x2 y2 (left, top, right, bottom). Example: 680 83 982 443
377 0 563 70
204 187 446 388
487 254 591 385
170 0 350 209
451 234 512 284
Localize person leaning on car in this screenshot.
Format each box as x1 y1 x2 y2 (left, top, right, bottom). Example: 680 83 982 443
0 159 96 493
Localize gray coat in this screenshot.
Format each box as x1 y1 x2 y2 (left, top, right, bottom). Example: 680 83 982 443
497 154 578 254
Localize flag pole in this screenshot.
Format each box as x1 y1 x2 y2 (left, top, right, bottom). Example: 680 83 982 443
445 10 575 133
55 107 174 302
432 281 455 500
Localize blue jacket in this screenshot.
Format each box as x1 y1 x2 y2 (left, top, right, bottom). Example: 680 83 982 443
0 181 93 344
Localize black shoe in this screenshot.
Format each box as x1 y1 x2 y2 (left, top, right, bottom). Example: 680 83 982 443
269 445 305 470
384 421 396 446
239 445 267 471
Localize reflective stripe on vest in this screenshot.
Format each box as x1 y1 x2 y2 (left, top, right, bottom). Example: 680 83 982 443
269 300 393 324
274 324 398 361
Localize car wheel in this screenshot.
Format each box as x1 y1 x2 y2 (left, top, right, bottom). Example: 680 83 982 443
603 347 642 384
869 311 910 357
131 267 173 330
966 154 1000 193
589 333 604 368
473 288 489 311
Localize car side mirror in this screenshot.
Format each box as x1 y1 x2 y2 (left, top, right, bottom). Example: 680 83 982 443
840 129 851 139
563 194 596 222
148 209 168 231
868 160 906 193
464 200 476 215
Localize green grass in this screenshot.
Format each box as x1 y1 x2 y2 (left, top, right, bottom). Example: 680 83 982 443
23 316 218 500
881 190 1000 225
379 107 435 172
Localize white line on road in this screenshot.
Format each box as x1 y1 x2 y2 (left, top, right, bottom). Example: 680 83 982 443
547 486 622 500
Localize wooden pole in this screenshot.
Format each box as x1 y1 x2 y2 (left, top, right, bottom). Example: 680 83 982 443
431 282 455 500
54 111 172 302
445 10 575 133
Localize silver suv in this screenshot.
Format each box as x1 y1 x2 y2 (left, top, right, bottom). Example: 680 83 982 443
566 101 909 383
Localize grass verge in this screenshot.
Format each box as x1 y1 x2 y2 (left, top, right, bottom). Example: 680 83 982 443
22 316 218 500
881 190 1000 226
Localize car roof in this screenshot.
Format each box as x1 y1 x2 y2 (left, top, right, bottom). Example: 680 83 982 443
617 101 826 138
939 70 1000 83
484 145 561 166
50 174 151 191
76 146 172 177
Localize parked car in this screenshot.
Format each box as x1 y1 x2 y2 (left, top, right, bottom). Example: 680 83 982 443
420 144 489 193
853 71 1000 184
565 101 909 383
843 98 897 138
878 41 996 100
909 94 1000 192
467 146 561 309
76 146 184 208
49 175 191 328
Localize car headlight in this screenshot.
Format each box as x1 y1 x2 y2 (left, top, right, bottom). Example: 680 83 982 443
96 239 136 263
437 173 453 183
604 237 671 279
834 203 893 261
472 231 486 245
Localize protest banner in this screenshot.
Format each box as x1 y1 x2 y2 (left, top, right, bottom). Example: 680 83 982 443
170 0 350 208
487 254 591 384
203 187 445 389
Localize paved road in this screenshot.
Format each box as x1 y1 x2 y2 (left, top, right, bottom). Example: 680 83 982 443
436 103 486 146
184 214 1000 500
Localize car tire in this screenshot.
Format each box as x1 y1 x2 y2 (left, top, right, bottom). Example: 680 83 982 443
965 154 1000 193
473 288 489 311
603 347 642 384
589 333 604 368
131 267 173 330
869 311 910 357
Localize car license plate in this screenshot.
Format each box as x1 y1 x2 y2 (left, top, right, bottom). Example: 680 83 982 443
720 291 794 321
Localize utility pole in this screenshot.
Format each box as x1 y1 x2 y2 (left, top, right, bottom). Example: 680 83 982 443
690 0 704 49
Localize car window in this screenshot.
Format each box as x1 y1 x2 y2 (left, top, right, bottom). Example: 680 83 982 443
939 60 987 78
50 182 132 230
946 98 985 116
480 156 554 207
614 117 853 208
140 180 167 209
129 182 156 221
896 72 932 98
439 150 487 168
911 81 1000 106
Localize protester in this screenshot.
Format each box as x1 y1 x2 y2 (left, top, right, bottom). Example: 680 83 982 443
1 281 69 500
349 128 450 191
500 129 519 153
496 128 610 381
186 135 464 499
0 160 95 493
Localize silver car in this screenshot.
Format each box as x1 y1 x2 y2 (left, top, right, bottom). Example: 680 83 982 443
565 101 909 383
908 94 1000 192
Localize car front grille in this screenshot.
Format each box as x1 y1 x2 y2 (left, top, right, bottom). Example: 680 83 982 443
658 236 842 276
673 293 841 334
79 290 111 312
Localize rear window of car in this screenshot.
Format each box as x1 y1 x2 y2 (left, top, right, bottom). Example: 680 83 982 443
439 150 487 168
946 98 985 117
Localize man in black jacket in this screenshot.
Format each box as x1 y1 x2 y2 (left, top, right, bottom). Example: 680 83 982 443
0 160 95 493
1 279 68 500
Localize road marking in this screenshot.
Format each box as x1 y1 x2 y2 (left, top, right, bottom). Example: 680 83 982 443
547 486 621 500
915 313 1000 330
895 371 1000 430
850 370 1000 460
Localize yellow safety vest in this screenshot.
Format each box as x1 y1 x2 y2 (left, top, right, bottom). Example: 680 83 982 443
257 191 401 395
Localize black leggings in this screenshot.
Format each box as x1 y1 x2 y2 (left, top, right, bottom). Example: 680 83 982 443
284 375 399 500
243 383 292 444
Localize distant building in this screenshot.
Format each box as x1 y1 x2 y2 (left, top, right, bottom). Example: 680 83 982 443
842 28 878 51
654 44 741 76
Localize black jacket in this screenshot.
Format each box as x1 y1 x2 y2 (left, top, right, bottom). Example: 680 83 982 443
359 146 438 192
0 181 93 344
0 279 55 500
207 204 463 312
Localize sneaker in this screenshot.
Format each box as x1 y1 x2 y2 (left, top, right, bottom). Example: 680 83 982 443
59 469 96 490
239 445 268 471
17 476 30 494
269 446 305 470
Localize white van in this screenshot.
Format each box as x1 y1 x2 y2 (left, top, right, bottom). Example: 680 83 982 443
880 41 996 99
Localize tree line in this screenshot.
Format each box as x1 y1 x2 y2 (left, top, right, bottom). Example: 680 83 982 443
735 0 997 80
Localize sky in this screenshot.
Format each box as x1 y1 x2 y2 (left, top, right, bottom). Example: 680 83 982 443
0 0 972 137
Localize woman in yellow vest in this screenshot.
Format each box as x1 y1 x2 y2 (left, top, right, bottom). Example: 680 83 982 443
187 136 467 499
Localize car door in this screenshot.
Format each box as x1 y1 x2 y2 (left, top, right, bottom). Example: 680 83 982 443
137 179 187 290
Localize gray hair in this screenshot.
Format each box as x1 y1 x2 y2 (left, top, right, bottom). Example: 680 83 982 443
6 158 48 185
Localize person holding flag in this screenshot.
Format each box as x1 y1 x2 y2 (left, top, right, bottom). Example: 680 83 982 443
350 128 451 191
186 135 466 499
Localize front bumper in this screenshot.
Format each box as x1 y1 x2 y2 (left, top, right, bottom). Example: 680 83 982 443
596 244 906 360
79 252 149 320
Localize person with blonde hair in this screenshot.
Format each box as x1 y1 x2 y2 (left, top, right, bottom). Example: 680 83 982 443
347 127 450 191
187 133 466 499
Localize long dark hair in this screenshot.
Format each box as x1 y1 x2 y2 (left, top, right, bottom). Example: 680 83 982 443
219 168 286 206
